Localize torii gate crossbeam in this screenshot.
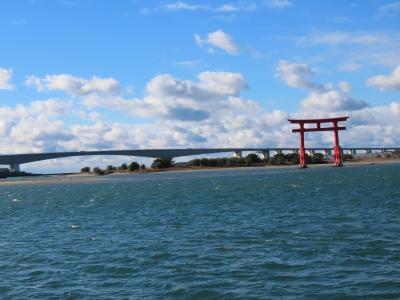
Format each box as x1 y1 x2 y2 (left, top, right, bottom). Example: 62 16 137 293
289 117 349 168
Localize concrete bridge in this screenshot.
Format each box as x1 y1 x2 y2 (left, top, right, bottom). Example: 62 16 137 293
1 147 399 172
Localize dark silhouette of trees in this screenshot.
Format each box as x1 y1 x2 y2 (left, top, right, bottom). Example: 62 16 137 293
342 154 354 161
119 163 128 171
128 162 140 171
151 157 174 169
310 153 326 164
272 153 286 164
244 153 262 165
106 165 115 173
189 159 201 166
93 167 105 175
80 166 90 173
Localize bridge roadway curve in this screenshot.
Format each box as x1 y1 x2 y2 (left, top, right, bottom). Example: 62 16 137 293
0 147 399 172
0 148 294 166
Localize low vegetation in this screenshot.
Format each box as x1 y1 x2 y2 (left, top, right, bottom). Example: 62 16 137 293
81 151 396 175
188 153 328 168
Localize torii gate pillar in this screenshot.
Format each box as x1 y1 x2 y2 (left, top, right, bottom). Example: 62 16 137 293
289 117 349 168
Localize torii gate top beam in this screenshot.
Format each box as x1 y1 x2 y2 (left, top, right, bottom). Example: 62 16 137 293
288 116 349 124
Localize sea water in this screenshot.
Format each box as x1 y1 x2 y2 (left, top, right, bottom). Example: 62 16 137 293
1 164 399 299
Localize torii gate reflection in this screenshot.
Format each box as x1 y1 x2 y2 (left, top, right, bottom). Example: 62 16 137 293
288 117 349 168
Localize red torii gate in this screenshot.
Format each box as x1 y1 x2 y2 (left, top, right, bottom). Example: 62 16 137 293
288 116 349 168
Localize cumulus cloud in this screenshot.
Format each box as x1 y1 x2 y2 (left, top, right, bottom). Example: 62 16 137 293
25 74 121 96
195 30 239 55
0 68 14 90
276 60 326 92
83 71 248 122
300 91 368 112
366 65 400 90
277 60 368 112
264 0 292 8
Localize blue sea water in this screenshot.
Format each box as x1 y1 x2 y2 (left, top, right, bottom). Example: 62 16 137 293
1 164 400 299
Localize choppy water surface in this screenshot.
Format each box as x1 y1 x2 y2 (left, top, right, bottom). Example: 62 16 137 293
1 164 400 299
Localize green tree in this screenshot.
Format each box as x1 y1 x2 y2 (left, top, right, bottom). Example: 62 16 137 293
140 164 146 170
245 153 262 165
151 157 175 169
106 165 115 173
208 158 218 167
119 163 128 171
216 157 228 167
128 161 140 171
286 153 300 164
310 153 326 164
228 157 244 166
272 153 286 165
80 166 90 173
188 159 201 166
200 158 209 166
93 167 105 175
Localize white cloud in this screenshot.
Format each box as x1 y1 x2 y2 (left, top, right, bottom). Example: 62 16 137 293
163 1 209 11
195 30 239 55
366 65 400 90
25 74 120 96
0 68 14 90
216 2 257 12
264 0 292 9
277 60 368 112
275 60 326 91
83 71 248 122
216 3 239 12
300 90 368 112
197 71 247 95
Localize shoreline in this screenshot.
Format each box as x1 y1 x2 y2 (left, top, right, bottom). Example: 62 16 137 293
0 158 399 187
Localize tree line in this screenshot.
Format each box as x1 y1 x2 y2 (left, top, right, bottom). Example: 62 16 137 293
187 152 329 167
80 153 337 175
80 157 175 175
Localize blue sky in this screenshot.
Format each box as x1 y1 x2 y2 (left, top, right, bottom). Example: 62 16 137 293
0 0 399 172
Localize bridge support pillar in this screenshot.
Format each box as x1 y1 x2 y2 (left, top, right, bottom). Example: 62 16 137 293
276 149 283 155
351 149 357 155
324 149 332 156
9 163 20 173
365 148 372 154
234 151 242 159
310 150 316 156
259 150 270 160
